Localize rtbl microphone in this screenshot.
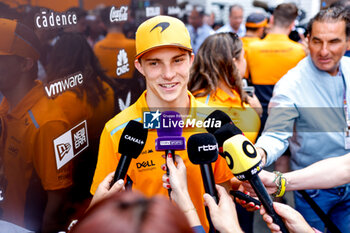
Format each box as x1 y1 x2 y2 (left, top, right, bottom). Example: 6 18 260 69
112 120 148 186
208 110 289 233
155 111 186 197
187 133 219 233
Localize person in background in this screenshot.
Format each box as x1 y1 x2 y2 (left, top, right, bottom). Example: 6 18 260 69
246 3 306 190
94 6 144 113
188 32 261 233
186 5 214 54
85 10 105 47
189 32 262 143
0 18 73 232
45 32 116 219
246 3 305 132
241 12 268 80
216 4 246 37
255 7 350 232
64 7 88 35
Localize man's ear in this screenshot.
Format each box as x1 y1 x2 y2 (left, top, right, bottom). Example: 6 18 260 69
347 38 350 50
189 53 195 65
134 59 145 76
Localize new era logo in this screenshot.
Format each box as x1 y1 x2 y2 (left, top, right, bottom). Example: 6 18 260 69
116 49 129 76
53 120 89 169
56 143 71 160
143 110 161 129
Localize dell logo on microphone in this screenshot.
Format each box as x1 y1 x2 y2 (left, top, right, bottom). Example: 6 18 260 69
198 144 218 152
124 135 144 145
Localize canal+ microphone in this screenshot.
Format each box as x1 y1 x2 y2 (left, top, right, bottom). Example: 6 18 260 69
155 111 186 197
221 125 289 233
187 133 219 233
112 120 148 186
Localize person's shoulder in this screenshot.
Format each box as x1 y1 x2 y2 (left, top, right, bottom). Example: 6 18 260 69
276 57 308 85
215 24 230 33
104 103 141 135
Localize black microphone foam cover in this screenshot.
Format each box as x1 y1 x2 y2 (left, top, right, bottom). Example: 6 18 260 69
187 133 219 164
118 120 148 158
205 110 233 134
213 123 243 147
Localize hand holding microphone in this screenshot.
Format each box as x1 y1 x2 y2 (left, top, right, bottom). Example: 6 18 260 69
221 127 289 233
205 110 289 233
112 120 148 186
155 111 186 197
187 133 219 233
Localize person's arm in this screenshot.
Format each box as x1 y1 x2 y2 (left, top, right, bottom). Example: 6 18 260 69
162 154 201 227
255 77 300 167
203 185 244 233
285 153 350 190
42 188 70 233
245 153 350 195
260 202 314 233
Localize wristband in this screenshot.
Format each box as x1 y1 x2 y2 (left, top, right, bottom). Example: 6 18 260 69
272 171 287 197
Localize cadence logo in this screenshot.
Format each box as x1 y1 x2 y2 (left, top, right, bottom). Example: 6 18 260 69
44 72 83 98
35 9 77 29
53 120 89 169
116 49 130 76
110 6 128 22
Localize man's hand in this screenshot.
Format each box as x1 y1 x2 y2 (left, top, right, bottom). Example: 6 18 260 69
242 170 278 196
257 147 267 166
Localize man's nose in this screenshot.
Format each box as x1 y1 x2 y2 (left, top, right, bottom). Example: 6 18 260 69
320 43 329 57
162 65 176 80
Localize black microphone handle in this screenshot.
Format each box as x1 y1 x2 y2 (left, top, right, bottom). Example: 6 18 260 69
112 155 132 187
165 149 175 199
249 176 289 233
200 164 219 203
200 164 219 233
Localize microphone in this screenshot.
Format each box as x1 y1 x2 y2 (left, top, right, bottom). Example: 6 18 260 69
187 133 219 233
155 111 186 197
222 128 289 233
112 120 148 186
205 110 289 233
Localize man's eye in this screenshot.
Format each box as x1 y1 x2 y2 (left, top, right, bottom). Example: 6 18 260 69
175 58 184 63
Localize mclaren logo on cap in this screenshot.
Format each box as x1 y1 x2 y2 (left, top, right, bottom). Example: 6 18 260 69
150 22 170 33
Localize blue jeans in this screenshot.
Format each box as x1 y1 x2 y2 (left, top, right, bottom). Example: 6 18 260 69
294 184 350 233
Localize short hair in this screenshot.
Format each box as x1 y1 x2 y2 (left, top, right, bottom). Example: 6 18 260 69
273 3 298 27
307 6 350 38
192 5 205 17
229 4 243 16
70 192 194 233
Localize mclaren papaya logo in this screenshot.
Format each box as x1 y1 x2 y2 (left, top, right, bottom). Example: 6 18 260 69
150 22 170 33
